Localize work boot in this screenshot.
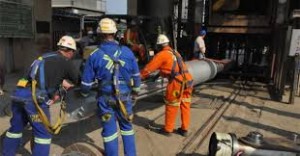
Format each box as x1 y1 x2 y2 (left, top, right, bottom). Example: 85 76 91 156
158 128 172 137
177 128 188 137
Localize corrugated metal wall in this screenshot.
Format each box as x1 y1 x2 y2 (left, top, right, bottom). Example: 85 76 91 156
0 0 51 72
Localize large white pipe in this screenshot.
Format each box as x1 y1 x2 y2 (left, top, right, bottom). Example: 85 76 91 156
186 59 223 85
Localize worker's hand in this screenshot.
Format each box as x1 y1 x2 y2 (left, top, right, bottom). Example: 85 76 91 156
131 90 138 99
62 79 74 90
140 75 147 80
132 94 137 101
140 70 152 80
46 94 60 106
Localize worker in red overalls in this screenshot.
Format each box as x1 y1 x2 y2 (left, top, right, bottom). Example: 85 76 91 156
124 20 146 62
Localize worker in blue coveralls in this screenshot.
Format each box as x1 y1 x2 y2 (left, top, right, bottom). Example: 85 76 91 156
2 35 79 156
80 18 141 156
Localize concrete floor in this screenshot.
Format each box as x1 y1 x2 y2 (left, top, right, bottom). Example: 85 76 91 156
0 73 300 156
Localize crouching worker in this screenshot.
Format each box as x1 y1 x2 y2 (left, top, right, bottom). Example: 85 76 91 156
2 36 79 156
80 18 141 156
141 34 193 137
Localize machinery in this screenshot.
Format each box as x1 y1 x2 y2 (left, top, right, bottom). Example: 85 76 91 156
209 131 300 156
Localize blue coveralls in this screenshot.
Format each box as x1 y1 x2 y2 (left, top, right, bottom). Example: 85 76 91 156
81 41 141 156
2 53 57 156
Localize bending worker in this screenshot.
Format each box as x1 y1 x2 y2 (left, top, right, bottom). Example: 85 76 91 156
2 36 79 156
193 29 207 59
124 20 146 62
80 18 141 156
141 34 193 136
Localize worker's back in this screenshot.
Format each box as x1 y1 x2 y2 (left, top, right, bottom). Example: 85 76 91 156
82 41 140 94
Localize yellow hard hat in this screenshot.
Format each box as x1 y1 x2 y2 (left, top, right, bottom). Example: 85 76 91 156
57 35 77 51
97 18 117 34
157 34 170 45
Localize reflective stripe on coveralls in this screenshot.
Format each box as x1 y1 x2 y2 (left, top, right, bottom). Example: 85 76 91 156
5 132 22 138
34 137 51 144
103 132 118 142
81 81 94 86
182 97 192 103
164 99 181 106
164 97 191 106
121 129 135 136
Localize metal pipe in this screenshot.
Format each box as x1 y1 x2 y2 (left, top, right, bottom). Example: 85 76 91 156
186 59 225 85
209 132 300 156
270 53 276 79
290 54 300 104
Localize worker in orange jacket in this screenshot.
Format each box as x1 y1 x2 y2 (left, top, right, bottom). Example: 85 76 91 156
140 34 193 136
124 20 146 62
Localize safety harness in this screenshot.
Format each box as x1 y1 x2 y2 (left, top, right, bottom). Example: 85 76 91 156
100 48 133 121
169 49 193 100
28 52 66 134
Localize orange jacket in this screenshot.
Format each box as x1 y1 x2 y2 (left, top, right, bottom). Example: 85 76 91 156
141 46 193 82
124 28 139 46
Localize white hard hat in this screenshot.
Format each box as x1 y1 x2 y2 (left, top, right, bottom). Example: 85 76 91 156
97 18 117 34
156 34 170 45
57 35 77 51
